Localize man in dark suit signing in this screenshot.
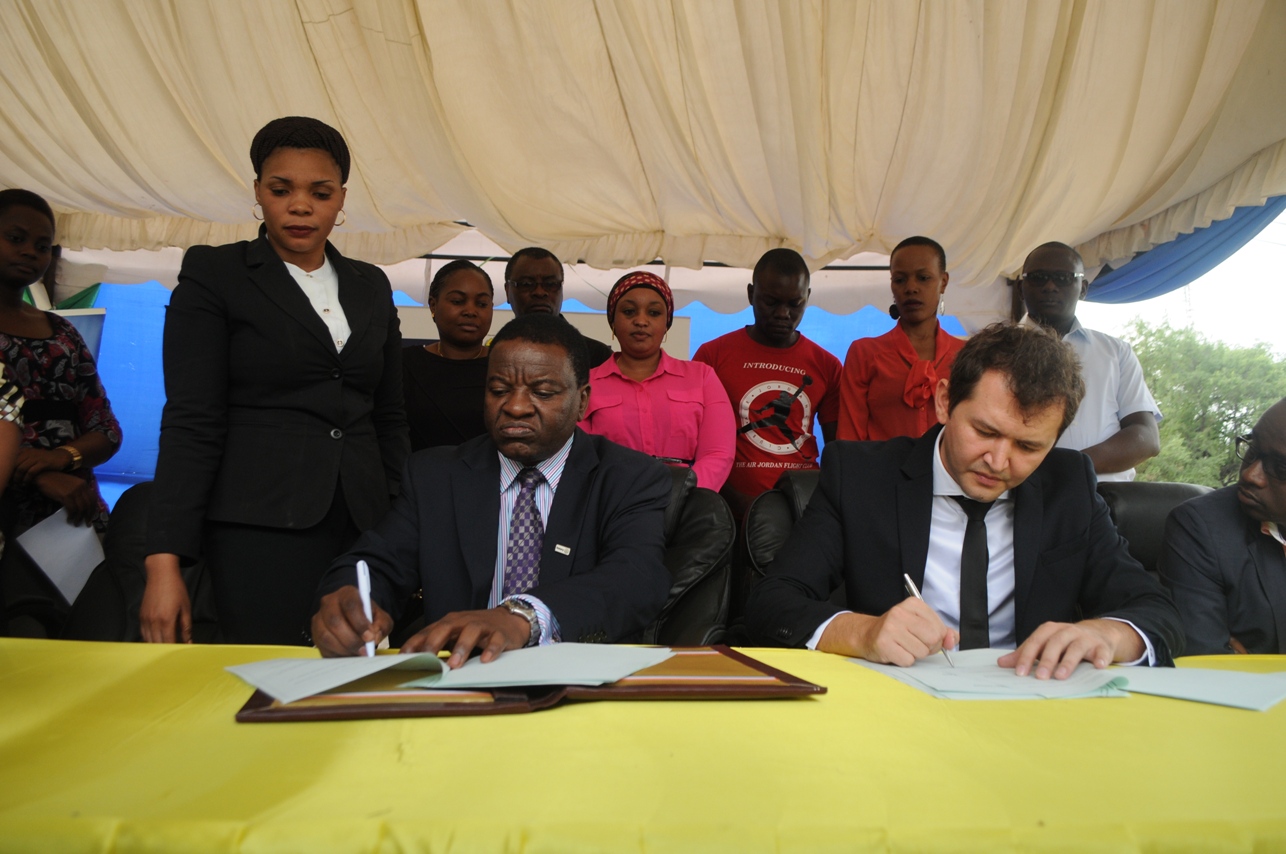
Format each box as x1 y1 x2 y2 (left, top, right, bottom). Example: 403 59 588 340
747 323 1183 677
312 314 672 664
1160 397 1286 654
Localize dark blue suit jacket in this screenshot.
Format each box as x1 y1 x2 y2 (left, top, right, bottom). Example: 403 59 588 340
319 429 673 643
1160 486 1286 654
747 425 1184 662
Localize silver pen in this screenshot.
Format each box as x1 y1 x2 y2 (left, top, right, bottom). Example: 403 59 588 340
902 573 956 667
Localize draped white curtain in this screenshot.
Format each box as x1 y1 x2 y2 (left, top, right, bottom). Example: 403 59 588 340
2 0 1284 323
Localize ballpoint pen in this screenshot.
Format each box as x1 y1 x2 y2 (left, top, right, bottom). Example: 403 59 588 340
903 573 955 667
356 560 376 657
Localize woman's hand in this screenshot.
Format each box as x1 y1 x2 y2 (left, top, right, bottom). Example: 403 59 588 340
33 471 97 525
141 554 192 644
14 447 73 485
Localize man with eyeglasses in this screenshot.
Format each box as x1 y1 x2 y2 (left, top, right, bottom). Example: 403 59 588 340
1019 242 1161 481
1158 398 1286 654
504 247 614 369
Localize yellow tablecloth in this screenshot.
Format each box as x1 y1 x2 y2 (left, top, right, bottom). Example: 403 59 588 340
2 638 1285 853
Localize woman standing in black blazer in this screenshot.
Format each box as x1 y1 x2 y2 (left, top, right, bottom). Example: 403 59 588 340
140 117 409 645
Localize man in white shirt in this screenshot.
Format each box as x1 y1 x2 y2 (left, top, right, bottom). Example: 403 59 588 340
1019 242 1161 481
745 323 1183 676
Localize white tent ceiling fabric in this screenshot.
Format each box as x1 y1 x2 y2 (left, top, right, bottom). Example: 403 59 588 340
4 0 1286 326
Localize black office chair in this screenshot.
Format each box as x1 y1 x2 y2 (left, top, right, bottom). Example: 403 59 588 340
642 466 736 645
1096 480 1213 578
61 481 218 642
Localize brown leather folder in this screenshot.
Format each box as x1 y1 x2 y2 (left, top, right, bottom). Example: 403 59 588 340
235 646 826 722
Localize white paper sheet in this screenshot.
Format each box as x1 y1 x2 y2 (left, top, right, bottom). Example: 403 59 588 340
854 649 1129 700
16 507 104 604
1114 667 1286 712
228 644 676 704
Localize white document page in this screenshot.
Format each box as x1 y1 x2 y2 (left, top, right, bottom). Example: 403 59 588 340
227 653 446 705
1114 667 1286 711
401 643 675 690
229 644 676 704
855 648 1128 700
16 507 104 604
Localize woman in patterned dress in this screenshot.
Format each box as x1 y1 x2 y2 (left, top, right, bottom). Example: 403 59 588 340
0 189 121 535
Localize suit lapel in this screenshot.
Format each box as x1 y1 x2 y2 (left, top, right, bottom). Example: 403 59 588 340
1011 475 1042 630
246 235 339 355
898 427 938 586
456 440 501 602
331 245 375 357
1247 523 1286 652
540 431 596 586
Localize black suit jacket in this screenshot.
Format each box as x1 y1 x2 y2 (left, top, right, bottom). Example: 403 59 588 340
148 233 409 561
318 429 673 643
1159 486 1286 655
746 426 1183 662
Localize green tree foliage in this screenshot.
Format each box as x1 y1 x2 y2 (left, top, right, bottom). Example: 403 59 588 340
1124 320 1286 487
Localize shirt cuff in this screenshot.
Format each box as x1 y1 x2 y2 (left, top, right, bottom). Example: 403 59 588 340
1103 617 1155 666
509 594 560 645
805 611 850 650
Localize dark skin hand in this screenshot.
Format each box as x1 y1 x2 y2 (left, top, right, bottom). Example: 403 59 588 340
312 586 532 667
400 608 533 669
34 471 98 525
14 431 118 485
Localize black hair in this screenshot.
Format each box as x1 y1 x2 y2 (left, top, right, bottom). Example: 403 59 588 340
752 247 810 285
948 323 1085 435
250 116 351 183
1024 241 1084 273
504 246 561 282
490 313 590 387
0 188 56 231
428 259 494 302
890 235 947 272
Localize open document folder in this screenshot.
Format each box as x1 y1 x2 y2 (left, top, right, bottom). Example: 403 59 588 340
228 644 675 705
855 648 1286 710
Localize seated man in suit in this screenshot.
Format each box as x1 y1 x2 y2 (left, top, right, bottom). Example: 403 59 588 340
747 323 1184 677
312 314 672 665
1159 397 1286 654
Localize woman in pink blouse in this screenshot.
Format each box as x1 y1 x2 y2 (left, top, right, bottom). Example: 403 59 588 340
579 272 735 490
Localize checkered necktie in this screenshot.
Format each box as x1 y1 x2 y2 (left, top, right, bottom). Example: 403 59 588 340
503 467 545 597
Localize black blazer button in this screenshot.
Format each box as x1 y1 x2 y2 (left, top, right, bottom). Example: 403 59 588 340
776 627 791 639
330 428 343 439
331 369 341 379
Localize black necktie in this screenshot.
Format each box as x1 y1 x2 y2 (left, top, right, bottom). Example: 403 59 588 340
952 495 994 650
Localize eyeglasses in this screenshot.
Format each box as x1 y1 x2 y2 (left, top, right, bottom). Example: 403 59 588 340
507 278 563 292
1235 434 1286 481
1020 270 1085 287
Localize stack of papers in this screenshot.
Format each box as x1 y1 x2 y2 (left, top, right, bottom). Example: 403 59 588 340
228 644 675 705
855 649 1286 710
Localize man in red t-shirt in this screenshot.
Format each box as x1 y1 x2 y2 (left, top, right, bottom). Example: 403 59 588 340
693 249 841 521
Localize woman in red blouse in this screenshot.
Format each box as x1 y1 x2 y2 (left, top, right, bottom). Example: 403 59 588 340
837 236 965 441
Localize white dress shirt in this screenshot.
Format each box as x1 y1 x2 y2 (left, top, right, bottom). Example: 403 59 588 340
284 257 351 352
489 434 576 644
1024 316 1161 482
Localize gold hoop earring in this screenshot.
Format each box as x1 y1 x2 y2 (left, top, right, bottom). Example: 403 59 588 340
251 203 263 221
335 210 346 227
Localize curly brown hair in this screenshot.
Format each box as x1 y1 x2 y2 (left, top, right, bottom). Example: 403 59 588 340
947 323 1085 435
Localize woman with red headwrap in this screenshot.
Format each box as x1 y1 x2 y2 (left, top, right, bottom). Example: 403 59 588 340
579 272 735 490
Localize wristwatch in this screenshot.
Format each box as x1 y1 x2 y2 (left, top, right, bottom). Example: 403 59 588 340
499 598 540 647
61 445 83 471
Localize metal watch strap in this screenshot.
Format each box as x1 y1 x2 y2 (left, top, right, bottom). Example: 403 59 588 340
500 598 540 647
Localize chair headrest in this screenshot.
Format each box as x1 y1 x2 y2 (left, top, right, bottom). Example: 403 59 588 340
773 469 821 520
